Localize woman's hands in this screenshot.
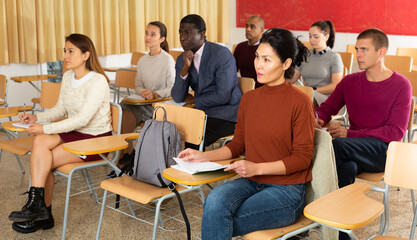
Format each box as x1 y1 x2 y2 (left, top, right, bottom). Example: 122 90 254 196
177 148 208 162
19 113 43 135
141 89 161 100
178 149 261 178
26 123 44 135
19 113 37 124
225 160 259 178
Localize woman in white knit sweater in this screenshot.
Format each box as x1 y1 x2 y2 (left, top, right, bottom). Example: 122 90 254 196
9 34 112 234
121 21 175 133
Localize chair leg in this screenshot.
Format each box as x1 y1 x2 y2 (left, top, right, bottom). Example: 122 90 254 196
379 184 390 235
411 189 416 212
126 199 136 217
14 154 25 174
61 173 74 240
96 189 108 240
32 102 36 115
410 200 417 240
152 198 166 240
82 169 99 202
80 170 93 195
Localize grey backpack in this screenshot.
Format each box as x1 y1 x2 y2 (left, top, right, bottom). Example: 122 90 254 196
132 106 182 187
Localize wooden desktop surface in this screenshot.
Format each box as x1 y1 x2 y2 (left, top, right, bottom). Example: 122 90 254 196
162 158 243 186
0 105 34 120
62 133 138 155
11 74 58 82
123 97 172 104
104 66 137 72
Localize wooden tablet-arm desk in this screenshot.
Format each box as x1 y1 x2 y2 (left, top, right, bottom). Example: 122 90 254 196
162 159 242 187
11 74 58 92
62 133 139 175
123 97 172 105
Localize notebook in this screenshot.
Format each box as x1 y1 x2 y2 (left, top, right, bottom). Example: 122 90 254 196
12 122 50 129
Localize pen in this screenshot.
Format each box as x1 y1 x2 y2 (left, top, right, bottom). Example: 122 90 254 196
23 103 26 117
315 110 319 119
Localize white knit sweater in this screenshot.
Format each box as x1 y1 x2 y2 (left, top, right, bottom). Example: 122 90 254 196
37 70 112 135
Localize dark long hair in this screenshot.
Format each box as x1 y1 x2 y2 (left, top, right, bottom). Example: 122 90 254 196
148 21 169 52
311 20 336 49
260 28 309 79
65 33 109 82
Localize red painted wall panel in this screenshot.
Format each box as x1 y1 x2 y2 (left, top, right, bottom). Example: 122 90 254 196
236 0 417 35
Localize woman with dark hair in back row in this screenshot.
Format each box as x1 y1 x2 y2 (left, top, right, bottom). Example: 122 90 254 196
290 20 344 106
121 21 175 134
9 33 112 233
176 28 315 239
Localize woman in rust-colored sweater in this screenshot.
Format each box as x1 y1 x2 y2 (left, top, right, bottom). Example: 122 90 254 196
177 28 315 239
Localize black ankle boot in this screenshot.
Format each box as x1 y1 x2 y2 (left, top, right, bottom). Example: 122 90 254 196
12 205 54 233
9 187 49 222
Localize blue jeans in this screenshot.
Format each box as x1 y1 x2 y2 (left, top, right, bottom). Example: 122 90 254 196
201 178 305 240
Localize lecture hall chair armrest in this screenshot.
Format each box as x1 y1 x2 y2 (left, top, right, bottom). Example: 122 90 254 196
303 182 384 230
62 132 139 156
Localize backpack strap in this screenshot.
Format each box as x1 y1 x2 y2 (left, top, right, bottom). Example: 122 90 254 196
157 174 191 240
152 106 167 121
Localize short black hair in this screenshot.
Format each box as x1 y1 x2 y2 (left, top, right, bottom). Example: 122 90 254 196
180 14 206 33
357 28 389 50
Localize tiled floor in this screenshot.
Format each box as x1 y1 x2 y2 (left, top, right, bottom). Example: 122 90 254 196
0 131 415 239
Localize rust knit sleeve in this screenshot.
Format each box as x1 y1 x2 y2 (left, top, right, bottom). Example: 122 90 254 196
281 94 315 175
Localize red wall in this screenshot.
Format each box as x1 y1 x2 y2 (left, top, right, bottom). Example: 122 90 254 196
236 0 417 35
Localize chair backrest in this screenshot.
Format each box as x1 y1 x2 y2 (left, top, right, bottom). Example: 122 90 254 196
238 77 255 94
232 44 237 54
115 68 136 89
302 41 313 49
40 82 61 109
0 74 7 100
293 85 314 102
396 47 417 64
168 50 183 62
346 44 357 61
399 71 417 97
385 55 413 72
385 142 417 190
408 98 415 130
338 52 354 75
153 103 207 150
110 102 122 134
131 52 146 66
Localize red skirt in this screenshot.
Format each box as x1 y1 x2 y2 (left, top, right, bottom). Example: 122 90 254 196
59 131 113 162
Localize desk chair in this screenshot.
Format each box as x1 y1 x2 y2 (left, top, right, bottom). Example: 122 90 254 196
113 68 137 103
211 77 255 149
330 52 354 125
31 68 68 114
305 141 417 240
302 41 313 49
131 51 145 66
232 44 237 54
293 85 314 102
346 44 357 61
95 103 207 240
242 129 338 240
385 55 413 72
0 82 61 173
338 52 354 76
398 71 417 141
168 50 184 62
397 47 417 72
0 74 8 107
353 98 415 236
54 102 123 240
